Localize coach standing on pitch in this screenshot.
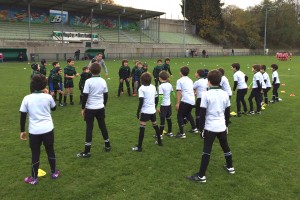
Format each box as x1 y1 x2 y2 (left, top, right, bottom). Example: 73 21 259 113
89 53 109 78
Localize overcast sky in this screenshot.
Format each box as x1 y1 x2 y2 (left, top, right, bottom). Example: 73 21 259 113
114 0 263 19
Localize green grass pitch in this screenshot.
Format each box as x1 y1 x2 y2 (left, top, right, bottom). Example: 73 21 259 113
0 56 299 199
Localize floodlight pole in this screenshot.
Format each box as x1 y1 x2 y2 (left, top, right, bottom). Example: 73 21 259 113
140 14 142 43
118 14 120 43
28 1 31 40
183 0 186 57
264 7 268 55
158 16 160 43
61 3 64 45
100 3 102 40
297 0 300 23
91 8 93 48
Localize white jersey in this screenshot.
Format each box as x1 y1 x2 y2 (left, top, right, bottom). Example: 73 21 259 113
193 78 208 99
83 76 108 109
176 76 195 105
220 76 232 96
200 88 230 132
20 93 56 135
158 82 173 106
262 72 271 88
272 71 280 84
261 77 266 89
139 84 158 114
233 71 247 90
252 72 264 89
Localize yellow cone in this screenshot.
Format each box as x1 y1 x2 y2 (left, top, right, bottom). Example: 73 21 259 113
162 130 167 135
230 111 237 116
38 169 47 177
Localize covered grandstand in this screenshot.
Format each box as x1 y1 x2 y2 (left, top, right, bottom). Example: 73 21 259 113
0 0 164 42
0 0 222 60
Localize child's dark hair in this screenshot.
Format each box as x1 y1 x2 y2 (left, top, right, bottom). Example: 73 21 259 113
180 66 189 76
271 64 278 70
157 59 162 63
231 63 240 70
122 59 128 66
31 63 39 71
164 58 170 62
41 59 47 65
252 64 260 72
90 63 101 75
52 61 59 67
67 58 74 63
31 74 47 91
218 68 225 76
82 66 88 71
97 52 103 56
159 71 169 81
140 72 152 86
56 67 62 73
204 69 209 77
143 63 148 67
197 69 205 78
260 65 267 71
207 70 222 86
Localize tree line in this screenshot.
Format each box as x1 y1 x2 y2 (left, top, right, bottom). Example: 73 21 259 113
181 0 300 49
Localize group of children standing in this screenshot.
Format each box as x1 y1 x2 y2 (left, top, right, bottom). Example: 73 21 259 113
231 63 281 116
117 58 172 97
128 59 281 183
21 55 281 185
30 58 97 107
130 65 235 184
21 59 110 185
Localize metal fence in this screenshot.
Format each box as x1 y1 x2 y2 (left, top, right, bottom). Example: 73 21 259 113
28 50 275 62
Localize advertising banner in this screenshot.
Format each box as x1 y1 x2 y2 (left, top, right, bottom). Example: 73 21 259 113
50 10 68 23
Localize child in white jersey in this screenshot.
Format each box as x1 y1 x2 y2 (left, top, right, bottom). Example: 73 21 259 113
270 64 281 103
156 71 174 138
218 68 232 99
77 63 111 158
20 74 60 185
175 66 196 139
260 65 271 105
132 72 161 152
193 69 208 130
186 70 234 183
248 64 264 114
231 63 248 117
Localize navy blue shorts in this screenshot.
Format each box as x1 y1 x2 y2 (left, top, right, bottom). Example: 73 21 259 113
159 105 172 119
29 130 54 148
140 113 156 122
64 80 74 88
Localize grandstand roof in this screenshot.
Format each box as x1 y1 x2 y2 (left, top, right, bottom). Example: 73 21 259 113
0 0 164 20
